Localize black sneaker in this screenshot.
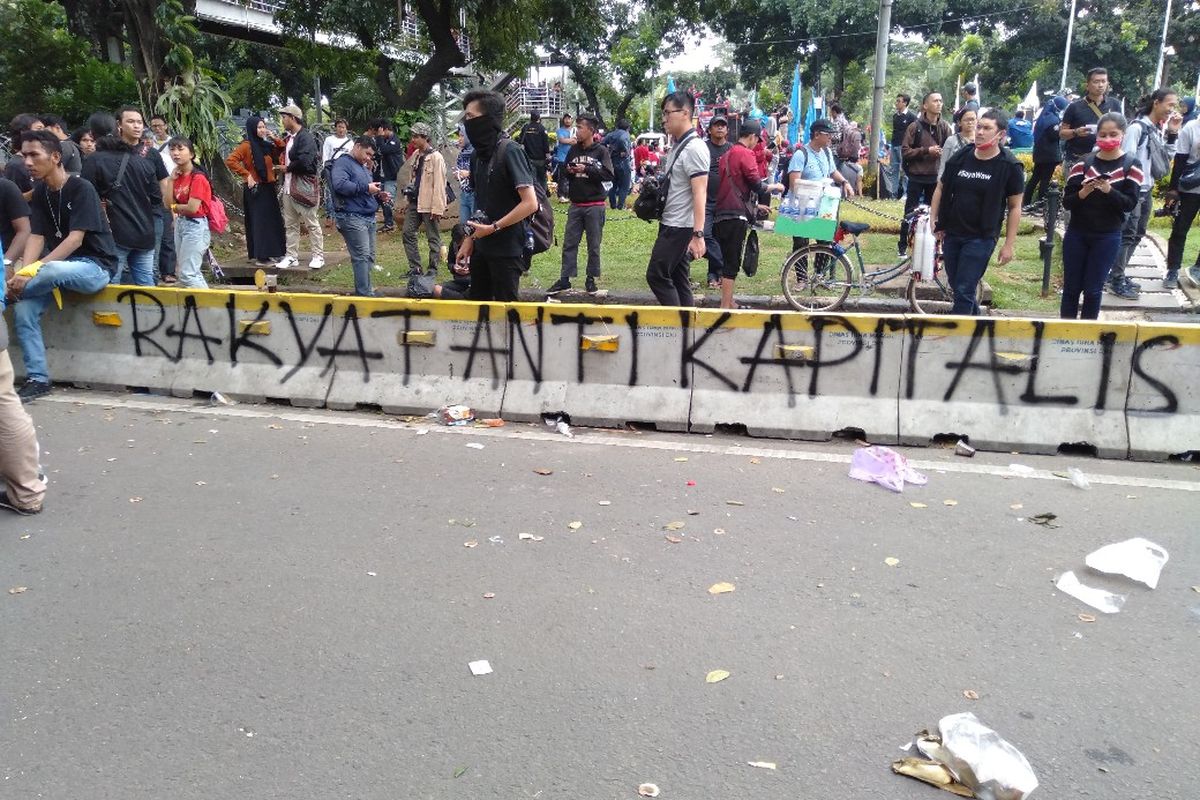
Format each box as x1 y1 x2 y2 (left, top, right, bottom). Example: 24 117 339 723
585 277 597 293
17 379 51 403
898 244 908 257
1108 280 1138 300
0 490 41 516
1163 270 1180 289
546 278 571 295
1123 277 1142 290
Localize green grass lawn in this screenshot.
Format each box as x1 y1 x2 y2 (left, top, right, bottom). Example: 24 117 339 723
215 198 1063 312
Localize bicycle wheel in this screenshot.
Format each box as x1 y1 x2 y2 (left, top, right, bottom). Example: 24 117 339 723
781 245 853 312
907 270 984 315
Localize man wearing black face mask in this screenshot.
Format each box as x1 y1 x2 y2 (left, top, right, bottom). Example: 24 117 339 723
456 90 539 301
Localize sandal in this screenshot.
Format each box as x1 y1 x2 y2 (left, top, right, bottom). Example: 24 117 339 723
161 275 178 285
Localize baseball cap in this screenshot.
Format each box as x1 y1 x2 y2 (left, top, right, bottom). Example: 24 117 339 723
963 82 977 93
279 104 304 120
810 118 834 135
710 115 728 126
410 122 432 138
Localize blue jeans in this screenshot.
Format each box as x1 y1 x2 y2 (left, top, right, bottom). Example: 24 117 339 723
885 145 907 198
458 189 475 224
174 216 210 289
337 212 377 296
9 258 110 382
381 180 397 227
114 245 156 286
608 158 632 209
1061 226 1122 319
941 233 996 315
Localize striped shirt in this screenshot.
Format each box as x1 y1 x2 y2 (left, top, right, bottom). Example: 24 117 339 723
1062 154 1144 232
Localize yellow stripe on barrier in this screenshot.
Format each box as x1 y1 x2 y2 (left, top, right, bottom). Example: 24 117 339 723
401 330 436 346
238 320 271 336
92 311 122 327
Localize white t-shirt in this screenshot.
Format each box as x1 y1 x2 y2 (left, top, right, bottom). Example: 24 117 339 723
1176 119 1200 195
322 134 353 165
153 138 173 176
661 133 710 228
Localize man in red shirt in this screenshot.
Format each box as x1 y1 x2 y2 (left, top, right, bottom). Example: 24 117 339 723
712 119 783 308
633 139 651 176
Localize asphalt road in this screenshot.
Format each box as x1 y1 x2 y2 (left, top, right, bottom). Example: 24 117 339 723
3 391 1198 799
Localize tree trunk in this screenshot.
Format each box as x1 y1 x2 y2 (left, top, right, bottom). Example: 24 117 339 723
616 93 635 125
121 0 173 100
367 0 467 111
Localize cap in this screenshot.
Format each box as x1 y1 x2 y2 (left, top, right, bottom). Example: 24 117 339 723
410 122 432 138
963 82 977 93
709 115 728 126
737 118 762 138
810 118 834 135
279 104 304 120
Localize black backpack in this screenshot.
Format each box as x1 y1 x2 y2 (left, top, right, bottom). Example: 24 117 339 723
633 131 697 222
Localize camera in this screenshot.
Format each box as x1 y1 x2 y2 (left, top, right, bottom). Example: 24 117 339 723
402 183 418 202
463 210 491 237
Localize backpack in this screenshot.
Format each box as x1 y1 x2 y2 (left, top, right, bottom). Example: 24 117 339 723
489 139 554 255
320 139 352 188
1179 157 1200 191
836 128 859 161
207 194 229 234
1131 119 1171 180
633 131 697 222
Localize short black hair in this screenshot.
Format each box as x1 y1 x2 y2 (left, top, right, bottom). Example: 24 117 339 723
366 117 386 131
829 102 843 115
617 117 631 131
334 117 348 127
21 129 62 156
86 112 121 150
980 107 1009 130
167 135 195 156
661 90 695 114
1015 109 1025 119
39 114 65 130
463 90 505 123
896 93 911 105
353 135 377 149
530 111 541 122
1086 67 1108 80
8 113 39 136
116 105 144 124
576 112 600 131
150 114 168 124
921 91 942 105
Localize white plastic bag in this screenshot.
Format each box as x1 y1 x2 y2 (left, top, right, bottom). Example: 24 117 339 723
848 446 927 493
937 712 1039 800
1084 537 1169 589
911 211 936 281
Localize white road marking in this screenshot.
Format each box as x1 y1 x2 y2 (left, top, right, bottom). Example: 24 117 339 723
43 391 1200 493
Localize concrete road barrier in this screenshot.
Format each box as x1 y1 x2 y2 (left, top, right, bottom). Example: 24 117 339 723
9 285 1200 460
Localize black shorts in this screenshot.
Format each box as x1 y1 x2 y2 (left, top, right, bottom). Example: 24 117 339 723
713 218 749 280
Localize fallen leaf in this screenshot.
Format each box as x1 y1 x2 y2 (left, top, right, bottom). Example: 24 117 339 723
771 487 786 493
568 521 583 531
673 456 689 462
749 457 762 464
532 468 554 476
482 592 495 599
705 669 731 683
1009 503 1024 510
963 689 980 700
637 784 660 798
726 500 744 506
943 499 958 506
713 527 726 535
884 557 900 567
463 540 478 548
909 502 927 509
665 534 683 544
1028 512 1060 528
129 497 143 503
663 521 686 531
708 581 736 595
892 758 974 797
8 586 28 595
453 766 469 778
747 761 777 770
1078 613 1097 623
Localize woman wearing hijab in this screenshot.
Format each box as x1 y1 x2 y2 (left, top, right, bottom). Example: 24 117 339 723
1024 95 1069 208
225 116 286 265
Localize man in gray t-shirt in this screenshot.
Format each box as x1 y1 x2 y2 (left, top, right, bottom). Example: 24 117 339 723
646 91 710 306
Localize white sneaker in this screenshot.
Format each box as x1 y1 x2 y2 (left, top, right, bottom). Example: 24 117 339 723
308 257 325 270
275 256 297 270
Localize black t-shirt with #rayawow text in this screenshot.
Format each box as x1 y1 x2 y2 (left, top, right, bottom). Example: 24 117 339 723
29 176 119 276
940 149 1025 239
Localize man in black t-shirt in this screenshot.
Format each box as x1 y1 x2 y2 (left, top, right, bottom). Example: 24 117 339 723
1060 68 1121 169
0 177 31 268
929 109 1025 315
519 112 551 192
702 117 733 287
5 114 43 198
82 113 162 286
5 131 116 402
456 90 538 302
116 106 174 282
886 94 917 199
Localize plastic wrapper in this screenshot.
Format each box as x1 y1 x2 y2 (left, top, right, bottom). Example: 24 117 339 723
434 405 474 425
912 211 936 280
936 712 1039 800
1055 570 1126 613
848 446 927 493
1084 537 1169 589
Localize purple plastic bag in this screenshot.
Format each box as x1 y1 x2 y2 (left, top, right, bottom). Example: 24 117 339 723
848 446 928 493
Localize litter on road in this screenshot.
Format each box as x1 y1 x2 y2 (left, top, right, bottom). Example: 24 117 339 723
849 446 928 493
433 405 474 425
468 660 492 676
895 712 1038 799
1055 571 1126 614
708 582 736 595
637 784 660 797
1084 537 1169 589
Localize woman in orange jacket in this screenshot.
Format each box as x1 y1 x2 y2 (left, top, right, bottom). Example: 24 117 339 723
225 116 286 265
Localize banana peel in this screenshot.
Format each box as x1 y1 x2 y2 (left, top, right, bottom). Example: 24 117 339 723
892 757 975 797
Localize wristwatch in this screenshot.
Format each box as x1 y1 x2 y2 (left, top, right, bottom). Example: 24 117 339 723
692 230 704 239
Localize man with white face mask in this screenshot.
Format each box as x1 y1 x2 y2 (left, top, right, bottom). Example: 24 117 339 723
928 108 1026 315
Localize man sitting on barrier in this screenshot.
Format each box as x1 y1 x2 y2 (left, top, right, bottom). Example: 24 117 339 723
5 130 117 402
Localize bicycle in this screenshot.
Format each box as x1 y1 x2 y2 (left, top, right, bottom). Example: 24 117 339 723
779 209 977 314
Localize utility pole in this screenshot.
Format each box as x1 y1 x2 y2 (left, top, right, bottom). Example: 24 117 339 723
1060 0 1077 91
1153 0 1173 88
311 29 322 125
867 0 893 177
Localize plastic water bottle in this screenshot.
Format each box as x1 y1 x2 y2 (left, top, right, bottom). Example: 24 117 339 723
803 195 818 220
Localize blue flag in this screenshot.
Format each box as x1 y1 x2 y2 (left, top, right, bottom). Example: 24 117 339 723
666 76 676 95
787 64 801 146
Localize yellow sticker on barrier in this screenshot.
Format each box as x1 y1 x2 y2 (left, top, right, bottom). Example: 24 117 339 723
581 334 619 352
238 320 271 336
774 344 814 361
92 311 122 327
402 330 437 346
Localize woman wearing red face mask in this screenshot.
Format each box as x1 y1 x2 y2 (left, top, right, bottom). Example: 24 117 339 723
1059 112 1144 319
